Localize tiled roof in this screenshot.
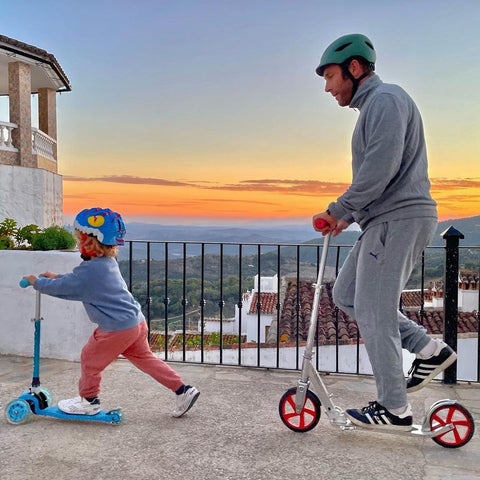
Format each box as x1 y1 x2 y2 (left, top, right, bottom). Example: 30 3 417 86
406 310 479 336
278 280 358 345
278 279 478 345
248 292 278 314
401 290 423 309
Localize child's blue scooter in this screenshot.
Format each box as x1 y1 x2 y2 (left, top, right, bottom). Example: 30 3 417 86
5 279 123 425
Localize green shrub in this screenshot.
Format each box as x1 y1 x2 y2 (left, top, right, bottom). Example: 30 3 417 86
15 224 41 249
0 235 14 250
0 218 76 251
0 218 17 237
31 225 76 251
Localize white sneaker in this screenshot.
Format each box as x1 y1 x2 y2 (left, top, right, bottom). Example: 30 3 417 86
58 396 101 415
173 386 200 417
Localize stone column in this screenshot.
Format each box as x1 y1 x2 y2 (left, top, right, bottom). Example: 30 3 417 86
38 87 57 166
8 62 34 167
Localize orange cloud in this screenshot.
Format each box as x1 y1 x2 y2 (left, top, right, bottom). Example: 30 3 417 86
62 175 480 221
65 175 192 187
204 179 350 196
430 178 480 190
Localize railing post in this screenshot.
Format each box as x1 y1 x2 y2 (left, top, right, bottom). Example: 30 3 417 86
441 226 464 384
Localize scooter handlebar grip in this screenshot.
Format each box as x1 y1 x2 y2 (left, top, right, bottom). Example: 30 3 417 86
19 278 31 288
314 218 328 230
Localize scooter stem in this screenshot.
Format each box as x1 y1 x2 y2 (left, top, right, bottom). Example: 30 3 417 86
295 233 332 414
32 291 42 388
302 233 331 370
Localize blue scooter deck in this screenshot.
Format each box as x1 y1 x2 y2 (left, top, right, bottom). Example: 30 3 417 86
10 391 123 424
34 405 123 424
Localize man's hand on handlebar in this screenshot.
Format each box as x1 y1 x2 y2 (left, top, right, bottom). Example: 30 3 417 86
312 211 349 237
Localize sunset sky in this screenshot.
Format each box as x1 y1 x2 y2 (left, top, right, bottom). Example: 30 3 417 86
2 1 479 225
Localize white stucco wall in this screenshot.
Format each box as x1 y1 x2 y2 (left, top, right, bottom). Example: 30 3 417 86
459 289 479 313
167 338 478 381
0 250 94 361
0 165 63 228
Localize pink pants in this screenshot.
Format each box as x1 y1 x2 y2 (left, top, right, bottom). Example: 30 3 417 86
79 321 184 398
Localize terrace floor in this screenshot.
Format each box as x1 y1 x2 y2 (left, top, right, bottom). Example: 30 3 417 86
1 355 479 480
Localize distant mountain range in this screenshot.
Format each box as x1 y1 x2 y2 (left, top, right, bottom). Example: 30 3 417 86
124 222 322 245
123 215 480 247
116 216 480 263
433 215 480 246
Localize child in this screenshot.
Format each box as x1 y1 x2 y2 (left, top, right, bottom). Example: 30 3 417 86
22 207 199 417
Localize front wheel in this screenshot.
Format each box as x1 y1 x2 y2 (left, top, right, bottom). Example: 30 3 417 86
430 402 475 448
5 399 33 425
279 387 321 432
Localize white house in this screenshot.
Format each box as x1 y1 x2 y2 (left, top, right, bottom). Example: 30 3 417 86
235 274 278 343
0 34 71 228
197 274 278 343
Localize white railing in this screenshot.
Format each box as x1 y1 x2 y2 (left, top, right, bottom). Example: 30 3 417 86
32 127 56 161
0 120 18 151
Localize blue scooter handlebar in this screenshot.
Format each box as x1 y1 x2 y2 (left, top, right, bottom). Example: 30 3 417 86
19 278 31 288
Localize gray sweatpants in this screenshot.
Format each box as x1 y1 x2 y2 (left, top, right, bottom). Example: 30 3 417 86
332 217 437 410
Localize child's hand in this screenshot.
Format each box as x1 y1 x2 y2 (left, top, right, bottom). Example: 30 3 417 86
39 271 59 279
22 275 38 286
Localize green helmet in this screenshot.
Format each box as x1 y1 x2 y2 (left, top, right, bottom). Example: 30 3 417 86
316 33 376 77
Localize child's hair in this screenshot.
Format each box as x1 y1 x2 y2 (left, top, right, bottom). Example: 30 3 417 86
74 229 118 258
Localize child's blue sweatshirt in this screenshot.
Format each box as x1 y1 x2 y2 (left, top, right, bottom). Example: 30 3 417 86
33 256 144 332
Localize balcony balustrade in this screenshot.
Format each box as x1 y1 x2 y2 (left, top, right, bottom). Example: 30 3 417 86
0 121 56 161
0 120 17 151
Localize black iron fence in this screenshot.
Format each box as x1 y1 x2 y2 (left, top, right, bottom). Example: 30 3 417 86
120 229 479 384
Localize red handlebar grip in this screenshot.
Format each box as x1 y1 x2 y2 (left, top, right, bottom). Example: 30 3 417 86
314 218 328 229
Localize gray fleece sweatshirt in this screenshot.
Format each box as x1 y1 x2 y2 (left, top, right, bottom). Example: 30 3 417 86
327 75 437 231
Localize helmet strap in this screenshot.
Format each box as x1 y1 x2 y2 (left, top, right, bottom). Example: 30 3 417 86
342 61 372 104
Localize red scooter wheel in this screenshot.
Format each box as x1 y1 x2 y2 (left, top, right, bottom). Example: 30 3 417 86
430 402 475 448
279 387 321 432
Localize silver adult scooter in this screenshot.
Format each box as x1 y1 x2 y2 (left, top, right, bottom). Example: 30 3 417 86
278 220 474 448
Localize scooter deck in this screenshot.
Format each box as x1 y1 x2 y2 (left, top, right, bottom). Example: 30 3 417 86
13 391 123 424
336 418 454 438
33 405 123 424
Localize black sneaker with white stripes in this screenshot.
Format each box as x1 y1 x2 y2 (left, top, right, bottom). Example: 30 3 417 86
406 341 457 393
346 401 413 431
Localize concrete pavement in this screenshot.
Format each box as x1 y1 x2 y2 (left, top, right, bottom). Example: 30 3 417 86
1 354 479 480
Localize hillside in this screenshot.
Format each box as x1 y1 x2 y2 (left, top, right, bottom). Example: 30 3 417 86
433 216 480 246
123 216 480 247
117 216 480 268
302 216 480 247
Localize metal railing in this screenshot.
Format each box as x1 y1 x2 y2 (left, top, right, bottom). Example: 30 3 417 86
119 233 479 383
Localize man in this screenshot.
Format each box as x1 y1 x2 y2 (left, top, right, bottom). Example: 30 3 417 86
313 34 456 430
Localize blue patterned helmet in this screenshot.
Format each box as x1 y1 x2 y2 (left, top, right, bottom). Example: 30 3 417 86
73 208 126 246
